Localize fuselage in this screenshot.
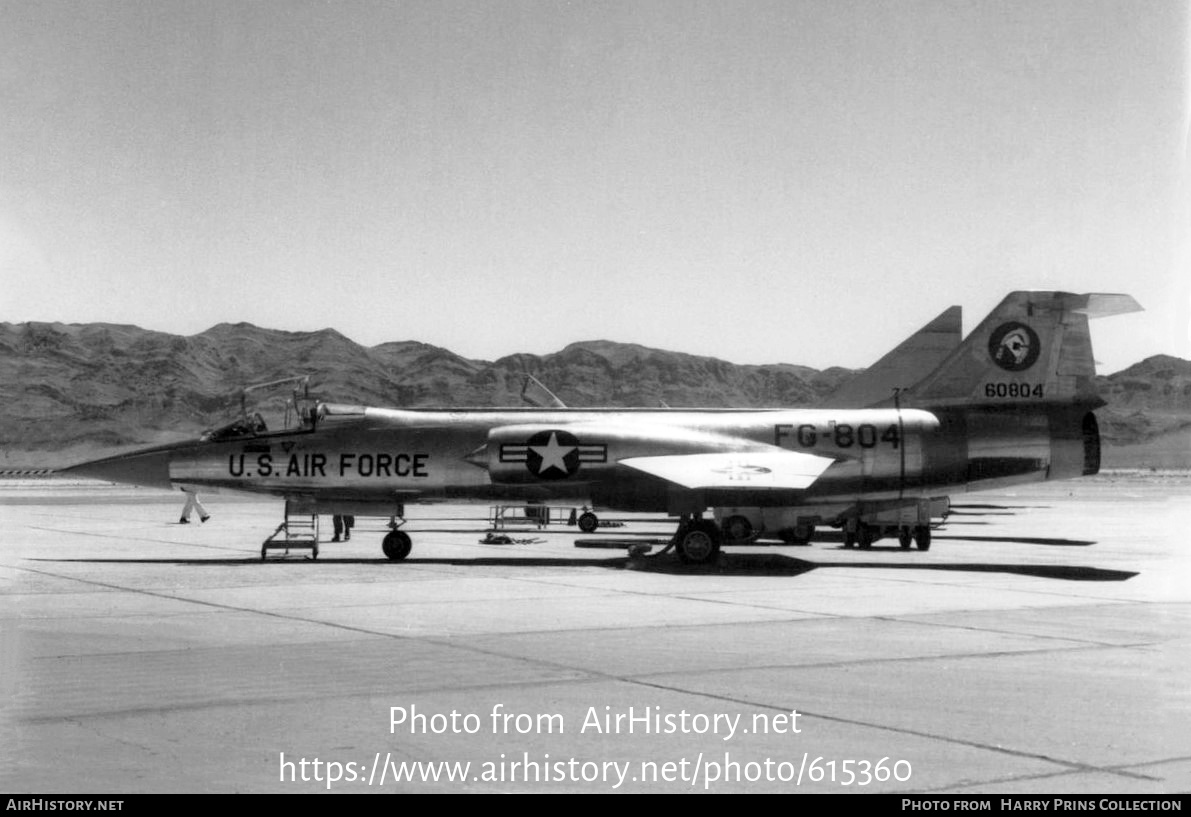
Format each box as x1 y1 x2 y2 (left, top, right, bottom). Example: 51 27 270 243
126 400 1098 517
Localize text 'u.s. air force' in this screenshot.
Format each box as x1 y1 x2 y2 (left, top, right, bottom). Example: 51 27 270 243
229 452 429 478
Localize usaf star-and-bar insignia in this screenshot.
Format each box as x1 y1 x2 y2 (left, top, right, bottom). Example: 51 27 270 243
499 430 607 479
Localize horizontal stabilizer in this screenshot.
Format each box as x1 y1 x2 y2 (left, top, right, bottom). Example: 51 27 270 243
1069 293 1143 318
620 450 835 490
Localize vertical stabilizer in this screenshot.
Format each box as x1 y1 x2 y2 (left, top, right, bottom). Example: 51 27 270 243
819 305 962 408
905 291 1141 407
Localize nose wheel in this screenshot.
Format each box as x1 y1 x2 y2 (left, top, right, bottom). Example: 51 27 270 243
382 529 412 561
382 507 411 560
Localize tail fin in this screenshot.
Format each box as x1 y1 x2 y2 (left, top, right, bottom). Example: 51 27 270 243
819 304 962 408
905 291 1141 407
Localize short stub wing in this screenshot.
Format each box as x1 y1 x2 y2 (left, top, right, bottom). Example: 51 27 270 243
619 450 835 490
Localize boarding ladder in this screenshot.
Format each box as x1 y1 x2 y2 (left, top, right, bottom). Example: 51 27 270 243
261 500 320 560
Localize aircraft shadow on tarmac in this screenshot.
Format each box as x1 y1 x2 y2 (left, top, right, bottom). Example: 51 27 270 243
33 553 1137 581
933 534 1095 546
807 530 1097 547
949 503 1049 510
580 527 1097 548
616 554 1136 581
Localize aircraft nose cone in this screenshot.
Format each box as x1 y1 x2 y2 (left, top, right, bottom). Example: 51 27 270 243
60 448 175 490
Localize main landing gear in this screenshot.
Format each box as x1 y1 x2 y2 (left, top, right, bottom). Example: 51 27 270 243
672 515 722 565
577 510 599 533
381 506 412 561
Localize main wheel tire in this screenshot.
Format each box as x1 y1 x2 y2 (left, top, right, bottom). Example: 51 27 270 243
858 524 874 550
914 525 931 551
676 523 721 565
382 530 412 561
844 528 857 549
577 511 599 533
722 514 753 542
898 527 913 549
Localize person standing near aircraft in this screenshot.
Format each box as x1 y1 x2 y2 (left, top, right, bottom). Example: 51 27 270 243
178 488 210 524
332 514 354 542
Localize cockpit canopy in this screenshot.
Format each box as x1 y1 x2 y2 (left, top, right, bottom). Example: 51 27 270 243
200 412 271 442
199 376 320 442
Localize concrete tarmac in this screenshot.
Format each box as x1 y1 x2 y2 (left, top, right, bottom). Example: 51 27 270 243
2 474 1189 793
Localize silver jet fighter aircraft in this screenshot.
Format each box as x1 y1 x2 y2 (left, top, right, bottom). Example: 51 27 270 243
64 291 1140 564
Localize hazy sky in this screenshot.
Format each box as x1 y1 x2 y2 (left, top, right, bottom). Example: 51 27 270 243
1 0 1187 373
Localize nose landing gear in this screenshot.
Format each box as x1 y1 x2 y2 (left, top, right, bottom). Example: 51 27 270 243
381 506 412 561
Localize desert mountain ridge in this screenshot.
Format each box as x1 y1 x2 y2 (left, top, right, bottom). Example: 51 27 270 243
1 320 1188 469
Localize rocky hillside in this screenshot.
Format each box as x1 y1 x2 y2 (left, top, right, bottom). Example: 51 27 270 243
0 321 851 467
0 321 1186 469
1093 355 1191 468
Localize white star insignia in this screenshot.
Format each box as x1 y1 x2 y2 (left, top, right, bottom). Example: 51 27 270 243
531 432 577 476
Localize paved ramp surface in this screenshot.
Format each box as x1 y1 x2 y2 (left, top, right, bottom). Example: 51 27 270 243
2 475 1189 793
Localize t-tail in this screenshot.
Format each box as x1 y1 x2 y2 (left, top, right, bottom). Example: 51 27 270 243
902 291 1142 487
906 291 1141 407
